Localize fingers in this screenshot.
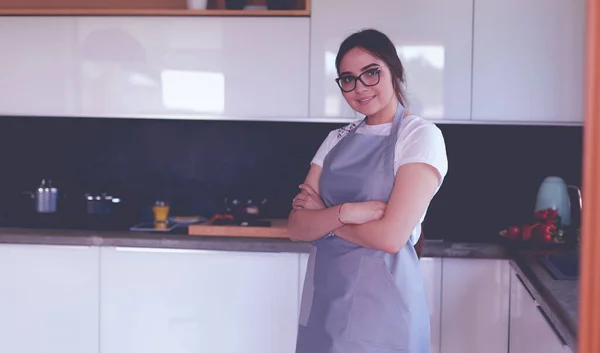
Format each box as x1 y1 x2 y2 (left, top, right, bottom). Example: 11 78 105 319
292 193 307 208
299 184 317 196
296 193 308 201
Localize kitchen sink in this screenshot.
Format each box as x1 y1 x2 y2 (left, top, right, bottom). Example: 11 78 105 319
540 252 580 280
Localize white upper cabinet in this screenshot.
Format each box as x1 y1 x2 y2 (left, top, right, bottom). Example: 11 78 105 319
0 17 79 117
309 0 473 121
472 0 586 124
0 16 309 121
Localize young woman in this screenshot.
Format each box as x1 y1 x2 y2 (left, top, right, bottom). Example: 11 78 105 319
288 29 448 353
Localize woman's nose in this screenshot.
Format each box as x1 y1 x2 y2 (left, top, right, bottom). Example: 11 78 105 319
355 80 368 92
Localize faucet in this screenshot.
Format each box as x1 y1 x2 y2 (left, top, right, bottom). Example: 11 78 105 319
567 185 582 226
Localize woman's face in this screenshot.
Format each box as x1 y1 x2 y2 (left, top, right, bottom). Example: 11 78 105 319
337 47 396 117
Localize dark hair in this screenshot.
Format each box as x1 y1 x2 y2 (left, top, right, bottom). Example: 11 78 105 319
335 29 407 107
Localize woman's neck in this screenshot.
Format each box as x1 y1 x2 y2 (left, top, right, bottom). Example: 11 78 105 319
366 98 400 125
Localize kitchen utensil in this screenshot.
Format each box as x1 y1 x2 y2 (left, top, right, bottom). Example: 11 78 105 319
168 215 206 225
188 218 285 238
24 179 59 213
534 176 582 227
85 192 121 215
130 221 178 232
223 197 268 220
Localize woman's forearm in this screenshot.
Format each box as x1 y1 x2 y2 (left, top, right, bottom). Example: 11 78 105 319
334 221 397 253
287 205 343 241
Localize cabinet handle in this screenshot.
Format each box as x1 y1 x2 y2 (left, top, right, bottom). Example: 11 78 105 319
113 247 286 256
115 247 217 254
536 305 567 346
515 273 536 301
0 243 91 250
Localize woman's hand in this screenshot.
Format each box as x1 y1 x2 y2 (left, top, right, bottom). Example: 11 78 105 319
292 183 326 211
340 201 387 225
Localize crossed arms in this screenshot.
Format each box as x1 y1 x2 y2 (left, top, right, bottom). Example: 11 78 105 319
287 162 440 254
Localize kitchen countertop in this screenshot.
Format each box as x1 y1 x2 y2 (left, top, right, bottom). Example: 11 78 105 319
0 226 511 258
0 226 578 351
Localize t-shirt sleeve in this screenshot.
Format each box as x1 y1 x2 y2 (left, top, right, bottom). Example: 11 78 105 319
395 121 448 186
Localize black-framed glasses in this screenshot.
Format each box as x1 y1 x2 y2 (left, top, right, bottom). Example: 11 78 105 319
335 67 383 92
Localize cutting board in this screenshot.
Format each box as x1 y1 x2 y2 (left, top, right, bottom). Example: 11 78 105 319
188 218 289 238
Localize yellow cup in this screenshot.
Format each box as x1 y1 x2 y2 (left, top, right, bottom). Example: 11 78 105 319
152 201 170 224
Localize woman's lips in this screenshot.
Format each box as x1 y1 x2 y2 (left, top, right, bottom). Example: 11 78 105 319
356 95 376 105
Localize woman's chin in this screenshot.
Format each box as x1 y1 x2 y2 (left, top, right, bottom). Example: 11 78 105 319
351 105 378 117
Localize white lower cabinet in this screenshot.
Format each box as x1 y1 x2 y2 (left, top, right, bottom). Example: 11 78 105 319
299 252 309 313
0 242 577 353
0 244 100 353
440 258 511 353
99 247 300 353
509 268 570 353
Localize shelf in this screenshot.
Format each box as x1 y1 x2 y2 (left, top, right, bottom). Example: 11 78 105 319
0 8 310 16
0 0 310 16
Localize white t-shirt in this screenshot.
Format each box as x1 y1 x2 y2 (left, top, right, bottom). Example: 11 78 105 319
311 115 449 246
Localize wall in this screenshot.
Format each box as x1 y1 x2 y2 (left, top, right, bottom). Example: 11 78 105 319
0 115 582 242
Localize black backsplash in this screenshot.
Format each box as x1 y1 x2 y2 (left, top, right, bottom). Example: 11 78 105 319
0 115 583 242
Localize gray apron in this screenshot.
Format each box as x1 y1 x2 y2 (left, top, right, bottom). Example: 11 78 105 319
296 103 430 353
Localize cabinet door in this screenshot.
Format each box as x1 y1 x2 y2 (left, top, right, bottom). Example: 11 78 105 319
309 0 473 121
509 269 568 353
0 17 78 117
420 257 442 353
0 16 309 121
0 244 100 353
100 247 300 353
299 251 309 313
440 258 510 353
472 0 586 124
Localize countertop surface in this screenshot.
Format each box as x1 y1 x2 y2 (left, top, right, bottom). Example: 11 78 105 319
0 226 578 351
0 226 511 258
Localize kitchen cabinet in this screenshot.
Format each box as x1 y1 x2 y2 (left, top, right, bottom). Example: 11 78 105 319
0 244 100 353
471 0 586 124
440 258 510 353
509 268 570 353
99 247 300 353
0 16 309 121
420 257 443 353
299 251 309 313
309 0 473 121
0 17 79 117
